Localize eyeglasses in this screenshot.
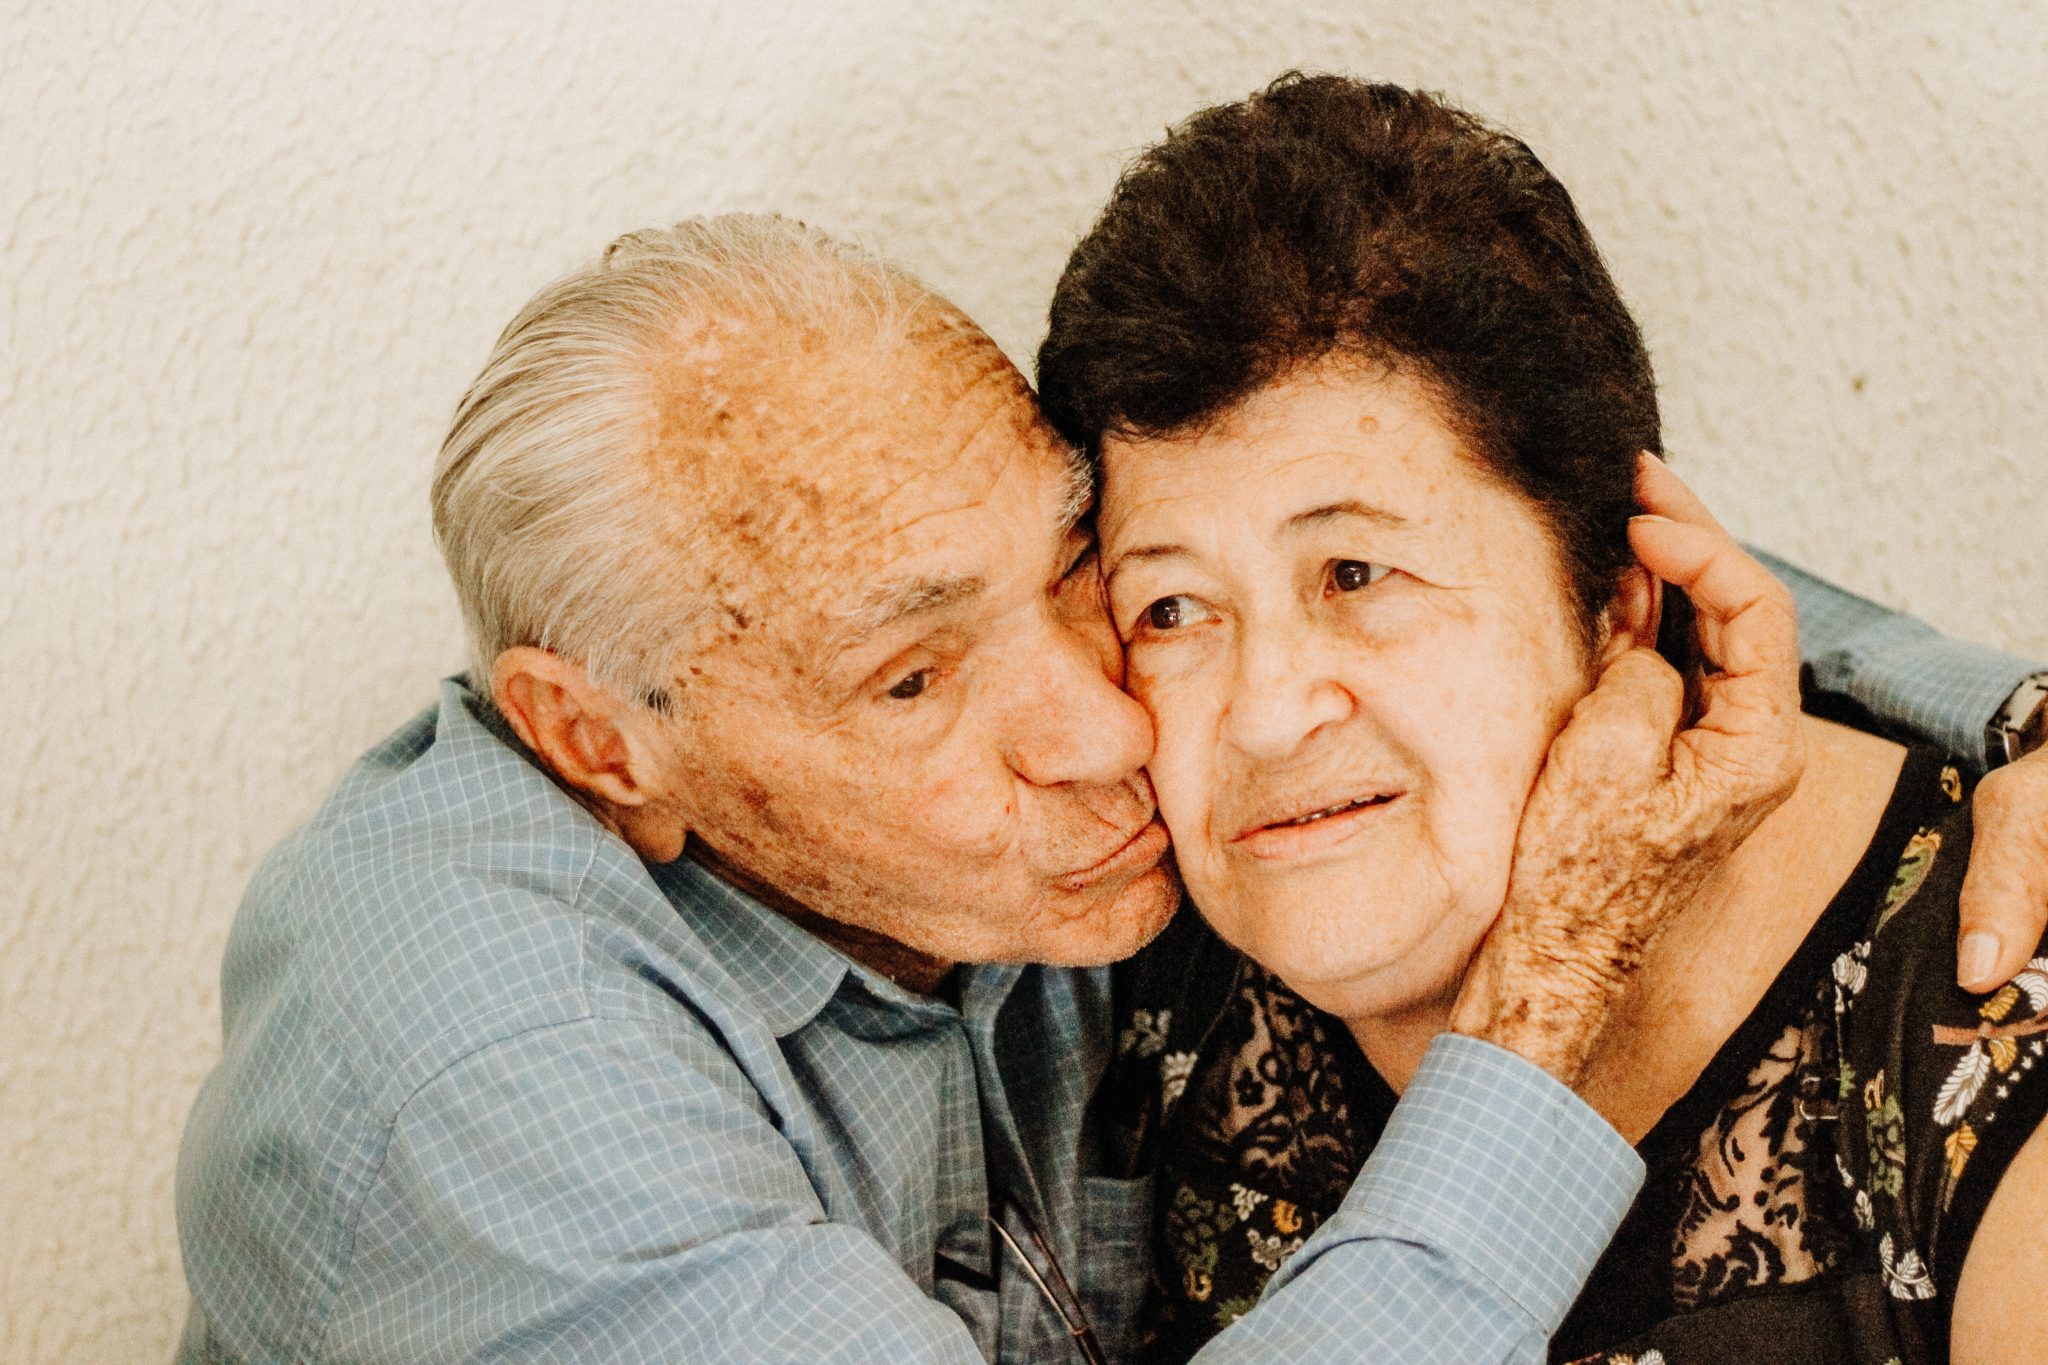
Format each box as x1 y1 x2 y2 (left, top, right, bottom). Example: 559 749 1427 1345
988 1201 1107 1365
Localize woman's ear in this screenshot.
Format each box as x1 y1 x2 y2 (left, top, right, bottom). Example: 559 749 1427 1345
1597 565 1663 665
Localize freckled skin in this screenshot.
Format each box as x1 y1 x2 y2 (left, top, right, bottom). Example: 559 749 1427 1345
1098 361 1602 1023
631 306 1177 985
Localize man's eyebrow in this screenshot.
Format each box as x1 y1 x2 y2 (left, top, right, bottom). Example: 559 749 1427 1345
1281 499 1410 533
828 573 988 653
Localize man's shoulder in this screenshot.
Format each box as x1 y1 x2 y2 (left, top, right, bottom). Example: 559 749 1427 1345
222 679 728 1113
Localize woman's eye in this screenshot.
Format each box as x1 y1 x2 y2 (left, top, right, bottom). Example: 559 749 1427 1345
885 668 932 701
1146 597 1191 631
1328 559 1389 593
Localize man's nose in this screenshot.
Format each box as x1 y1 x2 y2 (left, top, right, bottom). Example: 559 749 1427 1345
1222 615 1353 761
1004 615 1154 789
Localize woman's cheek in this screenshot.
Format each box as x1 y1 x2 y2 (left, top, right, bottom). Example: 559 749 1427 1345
1383 668 1540 930
1132 666 1225 881
1436 701 1569 922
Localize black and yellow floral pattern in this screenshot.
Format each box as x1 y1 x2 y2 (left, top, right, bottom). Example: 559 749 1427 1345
1101 749 2048 1364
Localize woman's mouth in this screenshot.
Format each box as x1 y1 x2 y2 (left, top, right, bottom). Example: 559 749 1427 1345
1229 791 1401 860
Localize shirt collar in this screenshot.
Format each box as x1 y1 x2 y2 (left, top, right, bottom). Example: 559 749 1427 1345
434 677 1001 1039
649 854 857 1037
648 854 1032 1039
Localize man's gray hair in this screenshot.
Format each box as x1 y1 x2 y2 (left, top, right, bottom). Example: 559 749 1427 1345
432 213 932 707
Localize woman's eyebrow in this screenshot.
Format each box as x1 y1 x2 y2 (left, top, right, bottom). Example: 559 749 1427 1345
1281 499 1410 534
1102 541 1190 581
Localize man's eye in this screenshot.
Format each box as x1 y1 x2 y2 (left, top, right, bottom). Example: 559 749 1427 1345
885 668 933 701
1328 560 1390 594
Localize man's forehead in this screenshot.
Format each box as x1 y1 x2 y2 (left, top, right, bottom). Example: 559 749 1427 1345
651 311 1040 494
647 313 1083 630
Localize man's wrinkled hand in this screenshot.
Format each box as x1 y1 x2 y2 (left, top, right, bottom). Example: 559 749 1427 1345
1958 740 2048 991
1450 455 1806 1087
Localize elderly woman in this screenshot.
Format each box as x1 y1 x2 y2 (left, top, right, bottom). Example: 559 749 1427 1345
1038 76 2048 1363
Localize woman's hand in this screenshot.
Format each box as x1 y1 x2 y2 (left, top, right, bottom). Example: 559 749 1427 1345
1450 455 1805 1087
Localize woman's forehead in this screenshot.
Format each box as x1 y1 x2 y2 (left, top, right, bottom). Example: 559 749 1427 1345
1098 374 1478 547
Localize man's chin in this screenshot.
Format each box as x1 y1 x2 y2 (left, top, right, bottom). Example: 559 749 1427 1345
1040 862 1184 967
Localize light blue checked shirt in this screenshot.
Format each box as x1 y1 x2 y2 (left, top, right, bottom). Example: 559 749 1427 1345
1756 550 2043 770
175 572 2040 1365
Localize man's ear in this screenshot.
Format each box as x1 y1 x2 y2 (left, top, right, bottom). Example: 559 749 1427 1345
1596 565 1663 666
490 647 666 813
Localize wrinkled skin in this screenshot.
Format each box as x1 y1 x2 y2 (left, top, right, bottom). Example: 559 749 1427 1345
498 304 2048 1082
499 306 1178 990
1099 361 1805 1084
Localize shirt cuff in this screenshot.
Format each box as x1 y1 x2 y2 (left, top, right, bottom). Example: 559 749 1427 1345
1758 549 2045 771
1281 1033 1643 1336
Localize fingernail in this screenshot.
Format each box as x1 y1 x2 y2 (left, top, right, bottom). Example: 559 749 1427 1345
1630 514 1673 525
1958 929 2000 989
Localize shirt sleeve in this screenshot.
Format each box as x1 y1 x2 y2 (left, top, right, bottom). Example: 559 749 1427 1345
319 1015 991 1364
1757 548 2045 771
1192 1033 1644 1365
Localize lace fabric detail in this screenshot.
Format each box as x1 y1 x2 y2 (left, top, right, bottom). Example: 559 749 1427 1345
1116 750 2048 1365
1179 964 1367 1195
1667 1011 1846 1308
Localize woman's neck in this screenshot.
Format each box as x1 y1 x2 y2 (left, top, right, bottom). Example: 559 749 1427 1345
1345 717 1907 1135
1347 990 1458 1093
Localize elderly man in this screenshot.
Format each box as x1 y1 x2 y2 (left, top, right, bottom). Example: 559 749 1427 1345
176 216 2048 1364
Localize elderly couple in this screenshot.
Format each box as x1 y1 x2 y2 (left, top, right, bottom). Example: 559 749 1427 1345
177 77 2048 1364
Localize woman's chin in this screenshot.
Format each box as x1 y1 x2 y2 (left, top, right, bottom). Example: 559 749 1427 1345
1224 906 1475 1024
1285 968 1458 1026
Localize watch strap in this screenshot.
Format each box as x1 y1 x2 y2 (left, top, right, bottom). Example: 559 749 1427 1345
1988 671 2048 766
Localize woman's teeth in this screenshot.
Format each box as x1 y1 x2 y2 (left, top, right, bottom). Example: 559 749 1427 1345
1279 794 1388 827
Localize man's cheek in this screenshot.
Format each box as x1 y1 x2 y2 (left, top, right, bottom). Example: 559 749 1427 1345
902 763 1017 863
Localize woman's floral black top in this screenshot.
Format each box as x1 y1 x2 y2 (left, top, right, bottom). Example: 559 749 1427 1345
1095 747 2048 1363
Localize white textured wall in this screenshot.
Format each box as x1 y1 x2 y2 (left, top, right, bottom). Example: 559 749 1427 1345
5 0 2044 1357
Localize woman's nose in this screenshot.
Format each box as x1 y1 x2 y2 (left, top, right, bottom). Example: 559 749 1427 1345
1222 617 1353 761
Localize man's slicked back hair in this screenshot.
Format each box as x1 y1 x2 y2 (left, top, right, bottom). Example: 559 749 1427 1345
432 213 933 706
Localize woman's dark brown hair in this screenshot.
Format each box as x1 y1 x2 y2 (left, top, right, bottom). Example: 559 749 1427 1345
1037 73 1662 635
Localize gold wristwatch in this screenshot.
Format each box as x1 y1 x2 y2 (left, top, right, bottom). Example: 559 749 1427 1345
1989 672 2048 766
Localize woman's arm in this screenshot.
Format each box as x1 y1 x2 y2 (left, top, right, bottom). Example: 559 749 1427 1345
1951 1108 2048 1362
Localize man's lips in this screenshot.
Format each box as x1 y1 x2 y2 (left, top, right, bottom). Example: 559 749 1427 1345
1227 789 1403 861
1056 817 1172 891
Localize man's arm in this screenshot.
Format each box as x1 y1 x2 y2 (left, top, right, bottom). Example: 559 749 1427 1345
213 1016 995 1365
289 1006 1623 1365
1759 549 2048 991
1759 549 2042 771
1191 1037 1643 1363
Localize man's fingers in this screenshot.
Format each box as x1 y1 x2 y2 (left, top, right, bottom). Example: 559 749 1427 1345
1549 648 1686 784
1635 451 1730 537
1627 474 1803 819
1628 517 1798 680
1630 514 1802 795
1957 756 2048 991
